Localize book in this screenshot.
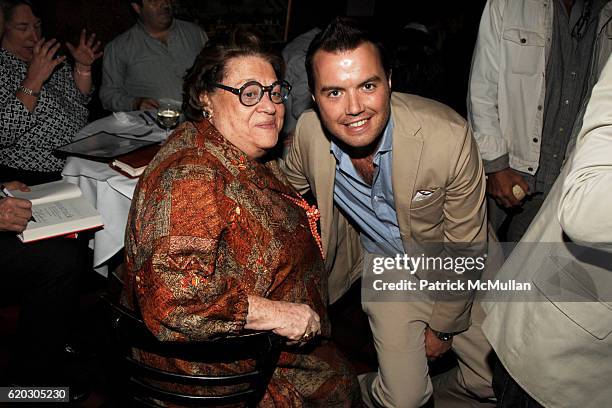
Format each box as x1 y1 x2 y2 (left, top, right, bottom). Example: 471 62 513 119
110 144 161 178
54 132 159 162
7 180 104 243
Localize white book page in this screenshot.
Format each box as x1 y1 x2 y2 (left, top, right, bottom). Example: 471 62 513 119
29 197 96 226
9 180 82 205
19 196 103 242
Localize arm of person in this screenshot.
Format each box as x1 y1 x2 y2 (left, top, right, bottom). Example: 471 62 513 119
559 55 612 245
245 295 321 341
467 0 529 207
427 122 488 358
66 29 103 98
18 38 67 113
0 181 32 233
0 39 65 142
467 0 506 165
135 172 318 343
99 42 139 112
0 64 38 146
278 113 314 195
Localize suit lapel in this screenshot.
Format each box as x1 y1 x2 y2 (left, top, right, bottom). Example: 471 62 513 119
390 94 423 249
317 142 337 255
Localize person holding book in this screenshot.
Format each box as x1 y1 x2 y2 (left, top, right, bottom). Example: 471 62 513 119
0 0 102 186
0 180 88 397
121 30 361 406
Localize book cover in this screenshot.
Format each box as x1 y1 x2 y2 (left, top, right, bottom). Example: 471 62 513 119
8 181 104 243
54 132 159 161
110 144 161 178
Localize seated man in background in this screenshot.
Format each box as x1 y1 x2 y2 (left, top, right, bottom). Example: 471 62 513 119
0 181 87 397
100 0 207 112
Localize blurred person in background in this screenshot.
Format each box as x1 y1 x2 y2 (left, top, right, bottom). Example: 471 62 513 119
0 0 101 186
100 0 207 112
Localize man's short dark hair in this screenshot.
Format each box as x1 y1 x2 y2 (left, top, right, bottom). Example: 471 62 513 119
305 16 390 91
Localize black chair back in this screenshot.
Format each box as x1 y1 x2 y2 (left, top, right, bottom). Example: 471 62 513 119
100 294 282 407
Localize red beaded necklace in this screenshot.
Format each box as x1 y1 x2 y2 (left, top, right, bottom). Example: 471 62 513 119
280 193 325 260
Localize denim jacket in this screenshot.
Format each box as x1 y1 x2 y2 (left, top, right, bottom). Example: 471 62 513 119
467 0 612 175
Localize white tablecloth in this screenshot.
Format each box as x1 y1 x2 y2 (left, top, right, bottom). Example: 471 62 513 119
62 111 166 274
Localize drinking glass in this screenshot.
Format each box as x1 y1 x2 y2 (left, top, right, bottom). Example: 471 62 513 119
156 103 181 138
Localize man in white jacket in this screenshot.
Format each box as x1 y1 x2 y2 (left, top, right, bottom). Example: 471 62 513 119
482 52 612 408
467 0 612 241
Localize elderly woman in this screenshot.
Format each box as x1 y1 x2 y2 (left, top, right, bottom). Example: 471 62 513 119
121 31 361 406
0 0 102 185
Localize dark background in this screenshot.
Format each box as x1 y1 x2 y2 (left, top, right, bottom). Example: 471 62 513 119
32 0 488 119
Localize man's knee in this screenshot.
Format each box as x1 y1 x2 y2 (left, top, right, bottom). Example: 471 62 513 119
363 371 433 408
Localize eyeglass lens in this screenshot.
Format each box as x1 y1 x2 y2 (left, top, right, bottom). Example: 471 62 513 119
241 82 290 106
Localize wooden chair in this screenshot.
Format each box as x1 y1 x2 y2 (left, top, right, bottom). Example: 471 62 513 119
100 294 282 407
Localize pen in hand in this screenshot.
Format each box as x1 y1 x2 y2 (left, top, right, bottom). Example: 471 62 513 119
0 185 37 223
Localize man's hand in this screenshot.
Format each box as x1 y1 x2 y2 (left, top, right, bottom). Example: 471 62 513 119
134 98 160 111
0 197 32 233
487 168 530 208
424 327 453 361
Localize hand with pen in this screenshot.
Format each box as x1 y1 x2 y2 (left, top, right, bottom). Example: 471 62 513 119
0 181 32 233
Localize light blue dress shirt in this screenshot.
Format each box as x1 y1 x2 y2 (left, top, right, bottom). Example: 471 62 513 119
331 118 404 256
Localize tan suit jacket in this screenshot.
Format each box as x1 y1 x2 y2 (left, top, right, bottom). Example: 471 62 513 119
282 93 487 333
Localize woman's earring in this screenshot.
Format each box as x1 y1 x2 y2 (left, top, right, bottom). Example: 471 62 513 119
202 109 210 119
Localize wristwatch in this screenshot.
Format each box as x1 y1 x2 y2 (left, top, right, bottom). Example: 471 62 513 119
18 85 40 97
431 329 454 342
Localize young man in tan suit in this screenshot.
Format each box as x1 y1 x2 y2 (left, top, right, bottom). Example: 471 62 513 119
282 18 495 407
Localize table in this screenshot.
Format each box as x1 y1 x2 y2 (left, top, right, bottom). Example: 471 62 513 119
62 111 166 275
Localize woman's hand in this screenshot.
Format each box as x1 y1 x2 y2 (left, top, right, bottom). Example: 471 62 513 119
66 29 103 69
0 197 32 233
25 38 66 88
271 301 321 342
245 295 321 343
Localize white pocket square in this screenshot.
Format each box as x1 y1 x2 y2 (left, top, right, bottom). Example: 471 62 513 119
413 190 435 202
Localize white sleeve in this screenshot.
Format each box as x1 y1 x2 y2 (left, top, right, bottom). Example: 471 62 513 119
467 0 507 163
559 54 612 244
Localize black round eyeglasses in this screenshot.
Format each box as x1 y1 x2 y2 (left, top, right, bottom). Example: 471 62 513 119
209 80 292 107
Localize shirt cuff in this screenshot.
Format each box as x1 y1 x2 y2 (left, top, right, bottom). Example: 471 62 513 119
484 154 510 174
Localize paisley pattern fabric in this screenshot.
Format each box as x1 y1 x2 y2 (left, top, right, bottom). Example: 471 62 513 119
122 119 361 407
